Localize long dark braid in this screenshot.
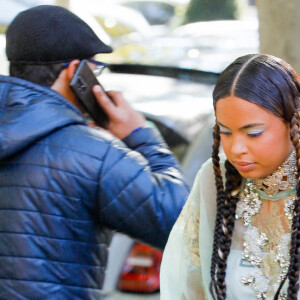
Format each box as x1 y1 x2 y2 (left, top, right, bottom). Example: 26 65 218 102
274 111 300 300
286 112 300 299
210 124 241 299
215 162 241 299
210 123 225 299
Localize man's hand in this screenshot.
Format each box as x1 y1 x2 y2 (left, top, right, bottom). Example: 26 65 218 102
93 85 146 139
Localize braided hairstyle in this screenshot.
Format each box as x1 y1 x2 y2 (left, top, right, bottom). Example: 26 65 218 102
210 54 300 299
286 112 300 299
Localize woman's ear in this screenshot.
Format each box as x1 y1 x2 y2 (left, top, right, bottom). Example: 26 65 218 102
66 59 80 81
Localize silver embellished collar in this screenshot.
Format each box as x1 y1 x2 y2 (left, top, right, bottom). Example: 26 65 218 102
251 150 297 195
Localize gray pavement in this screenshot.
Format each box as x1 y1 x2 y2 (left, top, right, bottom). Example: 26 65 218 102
105 291 160 300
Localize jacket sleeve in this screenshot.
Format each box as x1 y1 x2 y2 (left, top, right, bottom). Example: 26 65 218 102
97 127 190 249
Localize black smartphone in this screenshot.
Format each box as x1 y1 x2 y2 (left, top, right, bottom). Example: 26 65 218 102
70 59 109 128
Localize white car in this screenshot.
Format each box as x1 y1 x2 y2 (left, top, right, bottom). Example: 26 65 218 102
109 0 189 27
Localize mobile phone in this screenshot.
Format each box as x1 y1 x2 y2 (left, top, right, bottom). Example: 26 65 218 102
70 59 109 128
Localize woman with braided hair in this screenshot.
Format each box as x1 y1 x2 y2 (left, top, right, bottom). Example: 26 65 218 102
160 53 300 300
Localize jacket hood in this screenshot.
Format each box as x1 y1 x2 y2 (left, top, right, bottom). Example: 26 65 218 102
0 75 86 160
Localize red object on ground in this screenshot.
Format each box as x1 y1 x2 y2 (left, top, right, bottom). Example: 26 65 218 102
117 243 162 293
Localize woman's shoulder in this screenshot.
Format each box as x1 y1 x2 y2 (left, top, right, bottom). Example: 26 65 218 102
184 153 227 209
195 152 227 182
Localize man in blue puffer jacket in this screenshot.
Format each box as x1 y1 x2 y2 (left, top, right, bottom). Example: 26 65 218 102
0 5 189 299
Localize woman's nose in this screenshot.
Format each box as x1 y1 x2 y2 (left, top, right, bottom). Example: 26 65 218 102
231 136 247 155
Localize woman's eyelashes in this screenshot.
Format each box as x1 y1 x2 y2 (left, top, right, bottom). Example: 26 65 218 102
219 125 231 136
219 129 231 136
246 129 264 138
218 126 264 138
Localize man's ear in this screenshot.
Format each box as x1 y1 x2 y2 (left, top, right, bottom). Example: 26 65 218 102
51 59 81 105
66 59 80 81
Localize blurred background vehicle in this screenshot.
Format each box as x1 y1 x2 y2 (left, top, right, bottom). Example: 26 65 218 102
110 0 189 27
103 18 258 72
70 0 258 73
0 0 259 73
0 0 258 298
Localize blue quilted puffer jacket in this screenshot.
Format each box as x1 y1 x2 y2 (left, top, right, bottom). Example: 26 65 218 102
0 76 189 299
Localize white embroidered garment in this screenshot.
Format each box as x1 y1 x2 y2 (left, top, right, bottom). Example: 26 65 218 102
160 154 297 300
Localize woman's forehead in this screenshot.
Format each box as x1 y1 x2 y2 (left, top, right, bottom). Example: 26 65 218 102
215 96 280 126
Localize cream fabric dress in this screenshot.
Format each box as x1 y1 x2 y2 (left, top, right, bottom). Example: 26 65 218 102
160 155 293 300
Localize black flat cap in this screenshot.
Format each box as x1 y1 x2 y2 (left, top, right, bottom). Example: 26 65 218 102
6 5 113 64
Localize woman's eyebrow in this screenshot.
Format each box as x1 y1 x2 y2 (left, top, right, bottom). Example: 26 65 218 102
217 121 265 130
241 123 265 130
216 121 229 128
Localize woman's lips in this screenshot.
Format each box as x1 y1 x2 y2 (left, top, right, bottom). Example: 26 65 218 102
233 161 256 172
